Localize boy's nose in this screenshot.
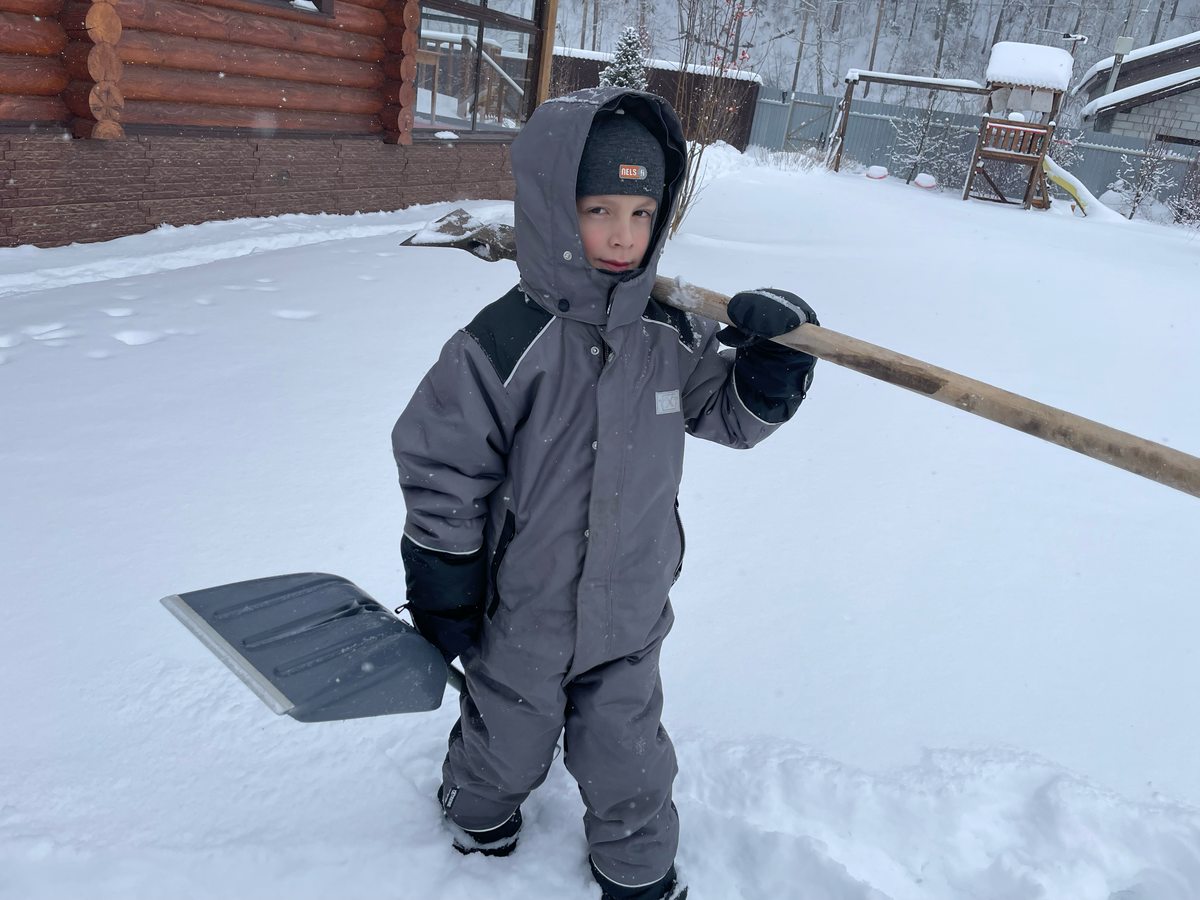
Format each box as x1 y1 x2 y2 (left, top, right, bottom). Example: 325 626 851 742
611 219 633 246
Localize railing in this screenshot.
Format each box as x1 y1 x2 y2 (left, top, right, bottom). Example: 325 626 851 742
978 117 1050 160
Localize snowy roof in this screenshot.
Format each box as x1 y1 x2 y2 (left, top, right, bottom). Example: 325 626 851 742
553 46 763 83
985 42 1074 91
1072 30 1200 96
1080 65 1200 118
845 69 985 90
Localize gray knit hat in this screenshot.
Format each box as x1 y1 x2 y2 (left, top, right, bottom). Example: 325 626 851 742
576 110 666 200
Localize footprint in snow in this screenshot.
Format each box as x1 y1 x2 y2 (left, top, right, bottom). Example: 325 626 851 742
21 323 65 336
272 310 317 320
113 330 163 346
194 298 214 306
33 328 82 342
114 294 142 302
101 308 134 317
86 349 113 360
0 334 21 348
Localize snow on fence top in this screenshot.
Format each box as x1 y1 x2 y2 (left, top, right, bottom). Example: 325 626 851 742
985 42 1074 91
553 46 763 83
845 69 985 90
1073 30 1200 95
1080 65 1200 118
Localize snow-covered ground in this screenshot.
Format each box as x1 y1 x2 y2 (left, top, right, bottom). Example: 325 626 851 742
1 153 1197 900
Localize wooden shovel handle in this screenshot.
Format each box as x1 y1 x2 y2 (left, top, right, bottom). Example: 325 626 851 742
653 276 1200 499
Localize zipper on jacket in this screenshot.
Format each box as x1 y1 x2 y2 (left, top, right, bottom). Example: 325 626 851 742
672 498 686 584
487 510 517 618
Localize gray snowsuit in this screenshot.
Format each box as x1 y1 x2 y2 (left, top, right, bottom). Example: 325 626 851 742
392 88 803 887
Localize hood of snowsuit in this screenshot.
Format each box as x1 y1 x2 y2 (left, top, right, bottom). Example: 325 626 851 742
510 87 687 330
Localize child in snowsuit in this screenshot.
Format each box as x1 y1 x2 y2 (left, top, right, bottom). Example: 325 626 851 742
392 87 818 900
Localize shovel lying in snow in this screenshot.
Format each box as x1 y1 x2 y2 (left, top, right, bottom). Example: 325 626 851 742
404 208 1200 499
162 574 463 722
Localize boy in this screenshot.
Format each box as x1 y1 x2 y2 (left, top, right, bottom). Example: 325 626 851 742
392 87 818 900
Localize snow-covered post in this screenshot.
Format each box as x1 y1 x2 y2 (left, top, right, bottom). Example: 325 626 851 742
599 26 648 91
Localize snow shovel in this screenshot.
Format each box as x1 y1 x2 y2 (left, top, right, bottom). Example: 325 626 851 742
403 209 1200 499
162 573 464 722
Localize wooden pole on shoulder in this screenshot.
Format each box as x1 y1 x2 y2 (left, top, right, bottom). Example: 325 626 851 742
654 275 1200 499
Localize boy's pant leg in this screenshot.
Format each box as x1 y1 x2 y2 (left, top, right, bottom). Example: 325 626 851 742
441 665 567 830
564 639 679 888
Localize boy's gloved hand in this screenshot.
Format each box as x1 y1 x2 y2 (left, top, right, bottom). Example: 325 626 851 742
718 288 819 424
717 288 818 349
401 537 487 662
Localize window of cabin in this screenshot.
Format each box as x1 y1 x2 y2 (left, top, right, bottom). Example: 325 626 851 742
416 0 538 135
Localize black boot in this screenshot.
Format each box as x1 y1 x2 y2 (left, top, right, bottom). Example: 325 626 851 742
591 859 688 900
436 784 522 857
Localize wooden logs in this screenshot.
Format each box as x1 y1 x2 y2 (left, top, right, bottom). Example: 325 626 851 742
71 117 133 138
105 98 382 131
380 104 412 133
62 41 124 82
0 94 69 122
85 1 122 43
89 81 124 120
382 0 418 29
189 0 386 38
382 52 415 83
0 54 70 96
382 25 417 55
64 1 127 138
94 32 384 88
379 3 417 143
63 79 124 119
0 0 63 15
0 11 69 56
61 0 386 62
381 78 415 107
339 0 385 9
116 66 382 114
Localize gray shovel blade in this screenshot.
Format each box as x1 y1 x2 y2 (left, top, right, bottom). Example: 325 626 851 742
161 573 449 722
400 207 517 262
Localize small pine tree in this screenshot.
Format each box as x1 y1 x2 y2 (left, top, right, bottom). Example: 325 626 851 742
599 27 648 92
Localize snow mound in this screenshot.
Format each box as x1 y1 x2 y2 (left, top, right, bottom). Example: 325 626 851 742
986 42 1074 91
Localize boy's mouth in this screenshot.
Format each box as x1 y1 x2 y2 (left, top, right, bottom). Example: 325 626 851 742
598 259 633 271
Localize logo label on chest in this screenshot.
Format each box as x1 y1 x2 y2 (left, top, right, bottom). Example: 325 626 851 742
655 389 681 415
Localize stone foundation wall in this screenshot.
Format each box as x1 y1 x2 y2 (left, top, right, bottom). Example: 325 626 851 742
1104 89 1200 143
0 133 514 248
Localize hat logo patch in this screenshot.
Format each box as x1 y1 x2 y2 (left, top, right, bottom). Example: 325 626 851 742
619 164 647 180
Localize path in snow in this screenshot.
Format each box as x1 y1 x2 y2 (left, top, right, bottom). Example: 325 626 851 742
1 162 1197 899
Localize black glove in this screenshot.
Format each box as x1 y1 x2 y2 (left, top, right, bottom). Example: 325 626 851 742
400 536 486 662
717 288 819 348
718 288 818 424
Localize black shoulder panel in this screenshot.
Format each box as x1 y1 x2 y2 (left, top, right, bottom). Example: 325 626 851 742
641 298 696 352
463 285 555 384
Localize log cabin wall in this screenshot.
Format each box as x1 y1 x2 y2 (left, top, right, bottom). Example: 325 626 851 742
0 0 517 246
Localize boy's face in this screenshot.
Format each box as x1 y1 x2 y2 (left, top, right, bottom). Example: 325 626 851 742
575 194 658 273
